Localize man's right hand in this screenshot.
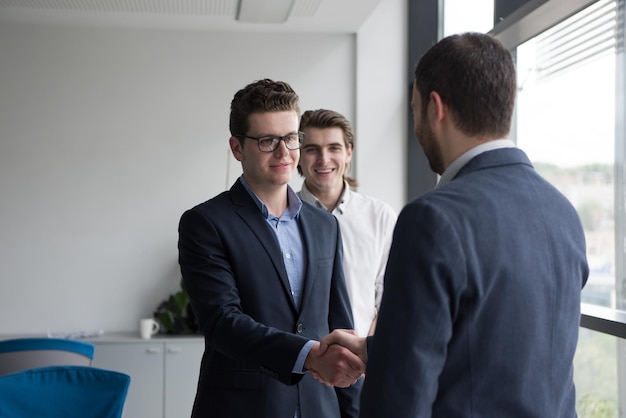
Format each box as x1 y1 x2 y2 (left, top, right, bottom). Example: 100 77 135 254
304 341 365 388
319 329 367 365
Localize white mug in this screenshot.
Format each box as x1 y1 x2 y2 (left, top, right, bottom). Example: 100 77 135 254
139 318 160 339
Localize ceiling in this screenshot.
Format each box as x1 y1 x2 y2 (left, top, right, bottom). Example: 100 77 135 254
0 0 383 33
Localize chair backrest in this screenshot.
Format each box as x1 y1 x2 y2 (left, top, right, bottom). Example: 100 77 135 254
0 337 95 376
0 365 131 418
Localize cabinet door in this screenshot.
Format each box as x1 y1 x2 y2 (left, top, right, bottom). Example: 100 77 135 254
164 341 204 418
93 343 164 418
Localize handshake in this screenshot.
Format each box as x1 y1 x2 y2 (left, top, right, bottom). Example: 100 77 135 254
304 329 368 388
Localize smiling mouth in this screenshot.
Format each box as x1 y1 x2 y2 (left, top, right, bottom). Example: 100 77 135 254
269 164 291 172
315 168 334 174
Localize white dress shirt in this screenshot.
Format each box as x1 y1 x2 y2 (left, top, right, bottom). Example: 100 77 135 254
299 182 397 336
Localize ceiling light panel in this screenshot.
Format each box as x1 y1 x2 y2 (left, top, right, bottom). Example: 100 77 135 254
236 0 294 23
0 0 239 16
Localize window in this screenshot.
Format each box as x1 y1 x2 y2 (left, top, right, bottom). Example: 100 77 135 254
443 0 494 36
575 328 618 416
503 0 623 416
515 0 617 308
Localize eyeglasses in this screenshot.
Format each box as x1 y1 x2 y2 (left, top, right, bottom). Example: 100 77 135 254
236 131 305 152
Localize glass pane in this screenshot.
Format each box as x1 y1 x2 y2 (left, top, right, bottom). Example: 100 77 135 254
575 328 618 417
515 0 617 308
443 0 494 36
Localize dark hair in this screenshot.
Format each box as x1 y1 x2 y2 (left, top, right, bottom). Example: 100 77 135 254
414 32 516 138
298 109 358 188
229 79 300 142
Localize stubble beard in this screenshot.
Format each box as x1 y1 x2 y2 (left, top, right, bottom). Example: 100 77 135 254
415 120 444 175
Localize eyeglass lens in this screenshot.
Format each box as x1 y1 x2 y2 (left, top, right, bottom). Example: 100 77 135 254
258 133 302 152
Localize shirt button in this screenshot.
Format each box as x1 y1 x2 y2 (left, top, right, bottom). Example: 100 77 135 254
285 253 291 259
296 323 304 333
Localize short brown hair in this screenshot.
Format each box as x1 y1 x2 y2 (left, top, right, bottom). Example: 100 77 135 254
229 79 300 144
414 32 516 138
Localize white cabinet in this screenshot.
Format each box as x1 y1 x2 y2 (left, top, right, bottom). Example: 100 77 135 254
90 334 203 418
163 342 203 418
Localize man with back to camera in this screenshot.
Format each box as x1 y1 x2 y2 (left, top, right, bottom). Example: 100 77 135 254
297 108 397 337
178 79 364 418
316 32 589 417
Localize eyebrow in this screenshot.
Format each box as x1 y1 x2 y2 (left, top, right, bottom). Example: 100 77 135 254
301 142 344 149
248 131 299 138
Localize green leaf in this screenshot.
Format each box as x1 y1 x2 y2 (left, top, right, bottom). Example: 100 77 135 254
173 291 189 312
157 311 175 332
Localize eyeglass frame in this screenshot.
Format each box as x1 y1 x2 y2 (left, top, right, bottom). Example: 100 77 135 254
235 131 305 153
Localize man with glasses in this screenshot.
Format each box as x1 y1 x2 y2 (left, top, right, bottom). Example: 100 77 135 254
178 79 363 418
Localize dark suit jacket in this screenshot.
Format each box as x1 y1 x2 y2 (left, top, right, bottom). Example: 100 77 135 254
361 148 589 418
178 178 358 418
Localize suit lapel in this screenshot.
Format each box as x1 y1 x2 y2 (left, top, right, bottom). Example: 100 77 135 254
230 180 298 313
297 205 318 314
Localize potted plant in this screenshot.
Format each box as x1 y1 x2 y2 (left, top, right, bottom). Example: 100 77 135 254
153 278 200 334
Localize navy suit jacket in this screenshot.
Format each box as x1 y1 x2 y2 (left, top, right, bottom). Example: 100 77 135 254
361 148 589 417
178 178 358 418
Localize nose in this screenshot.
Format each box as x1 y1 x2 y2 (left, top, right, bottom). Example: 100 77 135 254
273 138 290 156
317 149 330 163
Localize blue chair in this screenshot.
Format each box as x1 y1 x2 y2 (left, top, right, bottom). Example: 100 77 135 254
0 337 95 376
0 365 130 418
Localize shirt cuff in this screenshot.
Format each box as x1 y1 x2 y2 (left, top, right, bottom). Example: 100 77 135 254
292 340 316 374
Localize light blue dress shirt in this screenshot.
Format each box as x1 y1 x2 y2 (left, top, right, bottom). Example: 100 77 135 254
239 176 316 418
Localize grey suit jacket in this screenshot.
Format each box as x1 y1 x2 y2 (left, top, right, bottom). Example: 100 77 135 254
361 148 589 418
179 179 358 418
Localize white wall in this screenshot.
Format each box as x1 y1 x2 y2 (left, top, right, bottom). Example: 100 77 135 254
0 0 405 335
356 0 407 210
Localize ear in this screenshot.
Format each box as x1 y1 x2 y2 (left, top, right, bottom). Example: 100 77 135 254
428 91 447 123
229 136 243 162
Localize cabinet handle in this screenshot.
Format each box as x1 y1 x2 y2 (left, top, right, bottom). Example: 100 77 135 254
167 347 182 354
146 348 161 354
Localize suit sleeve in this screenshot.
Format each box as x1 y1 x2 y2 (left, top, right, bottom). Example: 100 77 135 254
359 201 465 418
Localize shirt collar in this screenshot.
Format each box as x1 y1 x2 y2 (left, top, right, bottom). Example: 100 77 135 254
239 175 302 219
436 139 515 188
300 181 350 214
